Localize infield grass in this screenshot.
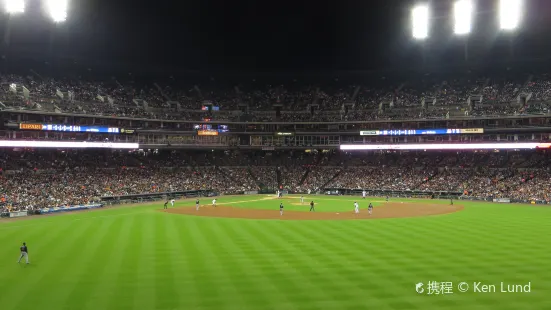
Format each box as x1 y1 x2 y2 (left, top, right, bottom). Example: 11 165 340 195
0 195 550 310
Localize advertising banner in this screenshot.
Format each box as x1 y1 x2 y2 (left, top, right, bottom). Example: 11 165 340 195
9 211 28 218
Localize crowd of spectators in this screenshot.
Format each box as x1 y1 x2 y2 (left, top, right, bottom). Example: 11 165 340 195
2 150 551 213
3 72 551 123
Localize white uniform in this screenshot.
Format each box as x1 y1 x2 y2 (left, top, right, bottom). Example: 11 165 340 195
354 202 359 214
362 191 366 198
300 196 304 203
170 199 175 207
212 199 216 207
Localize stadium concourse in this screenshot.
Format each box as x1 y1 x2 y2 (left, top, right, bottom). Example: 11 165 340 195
1 149 550 214
1 72 551 122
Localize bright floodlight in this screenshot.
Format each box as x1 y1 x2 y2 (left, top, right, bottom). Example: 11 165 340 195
454 0 473 35
46 0 68 23
5 0 25 13
412 5 429 39
500 0 522 30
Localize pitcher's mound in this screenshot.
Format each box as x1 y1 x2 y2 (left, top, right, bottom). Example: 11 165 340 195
163 203 463 220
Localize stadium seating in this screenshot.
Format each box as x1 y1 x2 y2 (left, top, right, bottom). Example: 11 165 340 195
1 150 550 213
2 72 550 122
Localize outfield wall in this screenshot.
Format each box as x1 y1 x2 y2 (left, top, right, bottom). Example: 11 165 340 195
322 188 550 205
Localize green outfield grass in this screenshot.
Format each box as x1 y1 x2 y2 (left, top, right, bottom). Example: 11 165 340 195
1 195 550 310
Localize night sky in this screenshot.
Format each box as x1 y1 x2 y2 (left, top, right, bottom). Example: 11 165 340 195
2 0 551 73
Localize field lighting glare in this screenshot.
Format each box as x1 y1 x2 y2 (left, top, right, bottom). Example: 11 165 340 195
412 5 429 39
500 0 522 30
454 0 473 35
4 0 25 14
46 0 67 23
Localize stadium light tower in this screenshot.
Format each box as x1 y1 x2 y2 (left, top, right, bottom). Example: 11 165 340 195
2 0 25 53
453 0 473 35
4 0 25 14
500 0 522 31
412 4 429 40
45 0 68 23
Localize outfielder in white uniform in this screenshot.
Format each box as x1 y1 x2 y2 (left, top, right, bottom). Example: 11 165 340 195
212 199 217 207
170 199 175 207
300 196 304 204
362 191 366 199
354 202 360 214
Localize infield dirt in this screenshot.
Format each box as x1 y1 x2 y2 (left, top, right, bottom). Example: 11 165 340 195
164 202 463 220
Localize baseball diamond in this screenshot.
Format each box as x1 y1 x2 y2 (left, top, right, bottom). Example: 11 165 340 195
1 195 550 310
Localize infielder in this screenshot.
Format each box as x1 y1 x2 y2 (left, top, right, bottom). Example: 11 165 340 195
385 195 389 202
279 202 284 216
300 195 304 204
163 200 168 209
212 198 217 207
170 198 175 207
362 190 366 199
354 202 360 214
195 199 200 211
309 201 315 212
450 198 454 206
18 242 29 264
368 203 373 215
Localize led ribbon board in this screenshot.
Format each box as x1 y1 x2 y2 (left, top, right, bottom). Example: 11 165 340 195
360 128 483 136
340 143 551 151
19 123 120 133
0 141 139 149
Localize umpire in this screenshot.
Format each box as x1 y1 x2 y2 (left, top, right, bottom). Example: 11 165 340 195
309 201 315 212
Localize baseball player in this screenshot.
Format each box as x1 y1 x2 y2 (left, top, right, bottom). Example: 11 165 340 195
195 199 200 211
368 203 373 215
163 200 168 209
279 202 284 216
362 190 366 199
18 242 29 264
309 201 315 212
450 198 454 206
212 198 217 207
300 195 304 204
354 202 360 214
385 195 389 202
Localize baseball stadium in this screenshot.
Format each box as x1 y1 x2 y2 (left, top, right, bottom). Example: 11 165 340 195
1 0 550 309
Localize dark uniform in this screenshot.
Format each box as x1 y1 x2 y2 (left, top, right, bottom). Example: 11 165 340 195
18 243 29 264
280 203 284 215
368 203 373 214
309 201 315 212
163 201 168 209
386 195 389 202
195 199 200 210
450 198 454 205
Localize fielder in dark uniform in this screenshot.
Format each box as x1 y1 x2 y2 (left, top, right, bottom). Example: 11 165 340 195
309 201 315 212
280 202 284 216
450 198 454 206
385 195 389 202
163 200 168 209
195 199 200 211
368 203 373 215
18 242 29 264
